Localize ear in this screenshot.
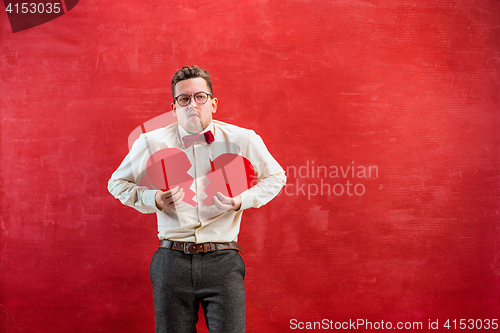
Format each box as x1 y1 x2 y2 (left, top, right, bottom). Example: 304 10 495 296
171 102 177 116
211 97 218 114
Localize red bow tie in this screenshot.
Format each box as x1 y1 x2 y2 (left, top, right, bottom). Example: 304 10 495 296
182 130 215 148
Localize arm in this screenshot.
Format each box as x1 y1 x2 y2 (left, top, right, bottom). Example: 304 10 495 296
211 129 285 213
238 130 287 210
107 134 161 214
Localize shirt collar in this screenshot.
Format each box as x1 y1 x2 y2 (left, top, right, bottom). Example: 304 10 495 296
178 122 215 141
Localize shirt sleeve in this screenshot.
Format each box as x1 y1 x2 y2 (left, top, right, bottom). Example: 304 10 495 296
107 134 161 214
238 130 287 211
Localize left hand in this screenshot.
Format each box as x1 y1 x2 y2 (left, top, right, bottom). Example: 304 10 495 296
213 192 241 212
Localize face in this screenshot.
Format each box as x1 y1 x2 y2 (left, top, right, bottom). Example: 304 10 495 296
171 77 217 134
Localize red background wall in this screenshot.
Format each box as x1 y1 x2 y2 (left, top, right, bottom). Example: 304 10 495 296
1 0 499 332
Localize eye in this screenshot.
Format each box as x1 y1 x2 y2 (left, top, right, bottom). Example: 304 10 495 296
195 93 207 101
178 96 190 104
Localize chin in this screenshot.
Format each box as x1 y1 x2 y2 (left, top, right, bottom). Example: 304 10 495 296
186 125 203 134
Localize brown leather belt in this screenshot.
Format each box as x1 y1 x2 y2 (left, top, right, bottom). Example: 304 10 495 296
159 240 243 254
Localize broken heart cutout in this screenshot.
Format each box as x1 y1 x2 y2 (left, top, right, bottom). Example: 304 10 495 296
144 148 197 206
143 148 256 207
203 153 256 207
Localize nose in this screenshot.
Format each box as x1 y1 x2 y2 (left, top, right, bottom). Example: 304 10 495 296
188 95 198 108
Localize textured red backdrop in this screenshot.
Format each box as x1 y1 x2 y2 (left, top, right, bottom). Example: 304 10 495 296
1 1 499 332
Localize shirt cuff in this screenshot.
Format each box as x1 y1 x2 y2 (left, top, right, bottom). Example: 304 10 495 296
144 189 162 212
238 190 254 211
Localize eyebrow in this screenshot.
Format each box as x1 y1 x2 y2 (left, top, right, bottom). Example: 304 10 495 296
175 91 210 98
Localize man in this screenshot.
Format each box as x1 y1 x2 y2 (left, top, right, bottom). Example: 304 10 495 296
108 65 286 333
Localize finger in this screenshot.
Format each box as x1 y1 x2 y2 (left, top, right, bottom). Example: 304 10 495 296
173 192 185 205
213 195 223 209
161 186 179 199
161 197 173 207
160 192 173 201
216 192 230 204
171 188 184 202
213 196 231 211
162 190 181 206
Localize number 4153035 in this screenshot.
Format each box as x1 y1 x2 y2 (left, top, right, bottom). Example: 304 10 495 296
5 3 61 14
444 319 498 330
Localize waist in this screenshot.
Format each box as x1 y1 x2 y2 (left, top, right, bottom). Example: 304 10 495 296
159 240 243 254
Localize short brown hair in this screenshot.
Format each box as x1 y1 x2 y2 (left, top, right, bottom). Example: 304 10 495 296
171 65 213 99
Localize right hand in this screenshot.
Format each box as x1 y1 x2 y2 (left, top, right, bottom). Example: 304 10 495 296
155 186 184 211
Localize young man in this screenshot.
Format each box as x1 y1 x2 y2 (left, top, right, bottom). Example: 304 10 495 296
108 65 286 333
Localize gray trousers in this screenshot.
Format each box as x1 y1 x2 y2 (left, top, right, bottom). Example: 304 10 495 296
150 247 246 333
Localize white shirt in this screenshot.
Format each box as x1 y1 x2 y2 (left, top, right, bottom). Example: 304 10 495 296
108 120 286 243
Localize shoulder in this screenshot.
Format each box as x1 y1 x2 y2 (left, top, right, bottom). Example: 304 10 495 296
213 120 257 141
143 122 179 140
131 122 180 151
212 120 268 156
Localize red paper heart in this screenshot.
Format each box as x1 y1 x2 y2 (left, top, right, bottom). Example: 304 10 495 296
4 0 79 33
204 154 256 207
145 148 197 206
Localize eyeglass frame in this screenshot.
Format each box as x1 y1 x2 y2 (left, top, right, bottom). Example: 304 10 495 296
173 91 213 107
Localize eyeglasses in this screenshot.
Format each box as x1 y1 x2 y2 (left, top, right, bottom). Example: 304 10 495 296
174 92 212 107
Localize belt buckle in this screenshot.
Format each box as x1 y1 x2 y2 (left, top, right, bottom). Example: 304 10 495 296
183 242 194 254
